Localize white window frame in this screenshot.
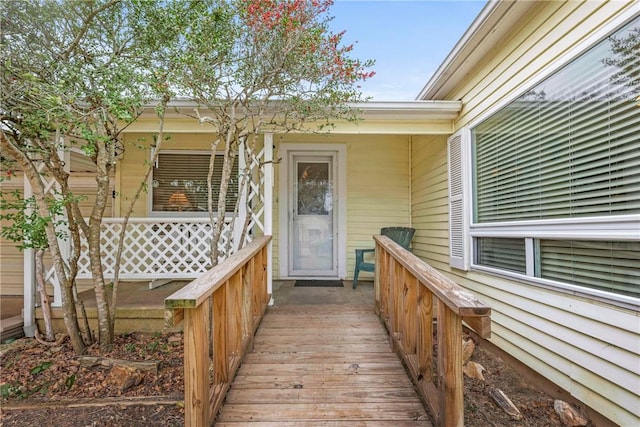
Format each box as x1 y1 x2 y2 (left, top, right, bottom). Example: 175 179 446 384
148 149 244 218
450 11 640 309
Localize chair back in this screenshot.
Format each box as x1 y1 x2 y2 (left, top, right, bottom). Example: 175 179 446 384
381 227 415 250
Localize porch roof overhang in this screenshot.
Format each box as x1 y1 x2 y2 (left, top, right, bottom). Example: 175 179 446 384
417 0 538 100
123 99 462 135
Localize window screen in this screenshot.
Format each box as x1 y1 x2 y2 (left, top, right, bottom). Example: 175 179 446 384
152 152 238 213
537 240 640 298
476 237 526 273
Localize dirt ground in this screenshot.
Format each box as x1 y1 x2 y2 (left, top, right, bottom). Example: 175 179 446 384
0 331 597 426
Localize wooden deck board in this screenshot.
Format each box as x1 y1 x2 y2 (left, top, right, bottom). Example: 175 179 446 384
216 422 430 427
216 305 432 425
236 362 407 376
224 387 424 403
216 403 430 422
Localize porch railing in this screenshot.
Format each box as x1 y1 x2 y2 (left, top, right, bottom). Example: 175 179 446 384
165 235 271 426
374 234 491 427
76 217 237 280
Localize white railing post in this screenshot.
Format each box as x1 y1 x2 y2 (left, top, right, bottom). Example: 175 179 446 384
264 134 273 298
235 143 248 252
22 178 37 337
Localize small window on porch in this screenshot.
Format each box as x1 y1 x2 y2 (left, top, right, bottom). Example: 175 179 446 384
151 152 238 214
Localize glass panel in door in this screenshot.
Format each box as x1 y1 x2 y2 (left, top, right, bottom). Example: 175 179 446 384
290 155 336 275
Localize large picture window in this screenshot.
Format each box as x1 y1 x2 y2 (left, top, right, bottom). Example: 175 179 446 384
463 16 640 301
151 152 238 214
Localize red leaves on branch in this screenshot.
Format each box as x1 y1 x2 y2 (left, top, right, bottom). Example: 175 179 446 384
241 0 374 85
244 0 330 32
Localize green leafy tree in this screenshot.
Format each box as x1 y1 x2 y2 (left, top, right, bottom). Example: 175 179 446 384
1 0 374 354
0 0 191 352
0 190 69 342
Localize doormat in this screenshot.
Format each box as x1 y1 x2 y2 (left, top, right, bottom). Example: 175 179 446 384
294 280 344 287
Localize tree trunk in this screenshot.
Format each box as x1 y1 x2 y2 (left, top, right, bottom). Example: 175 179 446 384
35 249 55 341
88 140 114 352
110 94 170 332
210 130 238 265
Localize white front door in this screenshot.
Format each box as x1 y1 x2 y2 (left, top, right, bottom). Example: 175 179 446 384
288 153 338 276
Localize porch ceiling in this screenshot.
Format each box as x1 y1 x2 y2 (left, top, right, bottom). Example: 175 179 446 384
123 100 462 135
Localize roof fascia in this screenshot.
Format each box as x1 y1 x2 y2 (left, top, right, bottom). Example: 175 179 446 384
417 0 537 100
139 99 462 122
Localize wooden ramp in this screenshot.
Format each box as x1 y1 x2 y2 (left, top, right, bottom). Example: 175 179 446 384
216 304 432 426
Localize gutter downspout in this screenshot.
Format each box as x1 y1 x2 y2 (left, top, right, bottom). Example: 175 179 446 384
408 136 413 229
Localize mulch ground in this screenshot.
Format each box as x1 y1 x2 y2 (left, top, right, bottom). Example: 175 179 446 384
0 331 593 426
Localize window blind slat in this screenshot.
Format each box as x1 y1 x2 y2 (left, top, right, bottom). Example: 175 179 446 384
539 240 640 298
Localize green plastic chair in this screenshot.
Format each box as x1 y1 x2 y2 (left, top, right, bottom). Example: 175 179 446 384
353 227 415 289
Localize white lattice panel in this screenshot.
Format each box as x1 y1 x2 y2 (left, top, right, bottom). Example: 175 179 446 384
244 144 266 244
76 217 234 280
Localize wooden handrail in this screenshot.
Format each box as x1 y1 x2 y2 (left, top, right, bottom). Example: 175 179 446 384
165 235 271 426
373 234 491 427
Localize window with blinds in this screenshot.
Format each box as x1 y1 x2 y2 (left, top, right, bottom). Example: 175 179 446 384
537 240 640 298
151 152 238 213
469 16 640 300
473 17 640 223
477 238 526 274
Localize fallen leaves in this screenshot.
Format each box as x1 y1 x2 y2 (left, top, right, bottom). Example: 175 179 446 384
0 332 184 402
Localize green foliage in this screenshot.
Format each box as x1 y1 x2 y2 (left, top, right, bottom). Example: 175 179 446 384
65 374 76 390
1 383 26 400
29 361 53 375
0 191 76 251
146 341 159 353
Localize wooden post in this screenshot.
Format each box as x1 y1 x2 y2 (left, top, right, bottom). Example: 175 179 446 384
437 299 463 427
253 247 266 316
374 242 382 305
404 274 418 354
213 283 228 384
417 284 433 382
183 303 209 426
242 260 254 339
392 261 404 335
388 257 397 331
379 249 390 316
228 273 242 358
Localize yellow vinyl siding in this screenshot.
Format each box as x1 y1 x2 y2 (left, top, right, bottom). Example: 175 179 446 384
271 141 281 274
453 0 636 128
411 135 450 268
418 2 640 424
1 177 23 295
347 135 411 279
0 231 23 296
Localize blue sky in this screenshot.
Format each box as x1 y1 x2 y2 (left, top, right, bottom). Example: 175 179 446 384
329 0 488 100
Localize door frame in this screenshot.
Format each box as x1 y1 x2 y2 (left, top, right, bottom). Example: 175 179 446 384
278 143 347 279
